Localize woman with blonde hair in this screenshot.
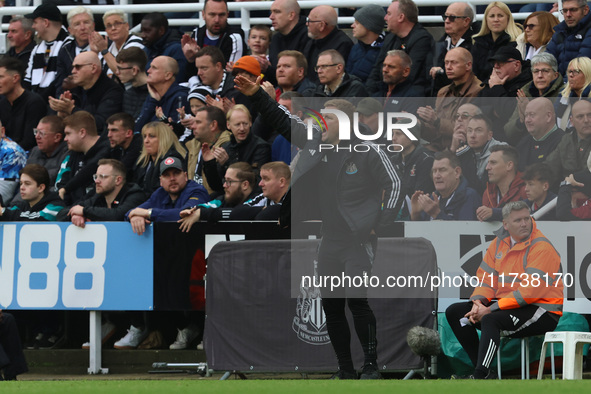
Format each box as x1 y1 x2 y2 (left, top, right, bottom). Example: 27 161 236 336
556 57 591 129
134 121 187 194
471 2 523 81
516 11 560 60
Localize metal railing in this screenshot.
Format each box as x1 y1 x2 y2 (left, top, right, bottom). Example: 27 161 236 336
0 0 561 34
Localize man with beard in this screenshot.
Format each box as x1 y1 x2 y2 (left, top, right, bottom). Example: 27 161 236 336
178 162 257 231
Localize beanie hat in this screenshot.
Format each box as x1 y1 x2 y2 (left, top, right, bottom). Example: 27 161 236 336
354 4 386 34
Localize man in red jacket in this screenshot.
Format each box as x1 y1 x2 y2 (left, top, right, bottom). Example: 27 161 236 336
446 200 563 379
477 145 527 221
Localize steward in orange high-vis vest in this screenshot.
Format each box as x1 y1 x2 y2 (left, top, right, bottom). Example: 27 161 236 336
446 201 563 379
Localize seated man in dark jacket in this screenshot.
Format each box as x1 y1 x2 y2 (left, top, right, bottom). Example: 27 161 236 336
556 166 591 220
179 162 259 230
410 150 480 220
312 49 367 97
203 104 270 194
59 159 147 226
0 164 65 221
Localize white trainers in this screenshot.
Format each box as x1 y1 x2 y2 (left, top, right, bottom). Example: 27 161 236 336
82 321 117 349
113 325 148 349
169 326 200 350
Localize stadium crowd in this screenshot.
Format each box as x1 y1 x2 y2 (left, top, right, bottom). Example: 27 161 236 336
1 0 591 380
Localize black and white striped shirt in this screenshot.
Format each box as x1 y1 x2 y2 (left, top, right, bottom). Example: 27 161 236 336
24 27 69 100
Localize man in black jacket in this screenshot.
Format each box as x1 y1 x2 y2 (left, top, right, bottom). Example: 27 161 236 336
0 310 28 380
303 5 353 84
269 0 310 67
48 51 123 134
62 158 146 227
312 50 367 98
235 76 402 380
55 111 110 205
366 0 434 95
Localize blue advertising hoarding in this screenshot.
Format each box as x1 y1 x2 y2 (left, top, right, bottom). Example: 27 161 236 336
0 222 153 310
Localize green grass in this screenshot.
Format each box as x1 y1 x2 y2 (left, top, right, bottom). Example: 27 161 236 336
1 380 591 394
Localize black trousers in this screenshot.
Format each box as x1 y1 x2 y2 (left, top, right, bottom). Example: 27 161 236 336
446 301 558 374
318 237 377 372
0 312 28 380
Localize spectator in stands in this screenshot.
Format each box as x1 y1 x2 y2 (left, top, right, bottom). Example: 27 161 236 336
446 200 562 380
6 16 35 69
410 150 479 220
419 47 482 150
182 0 246 70
378 50 424 112
106 113 142 177
303 5 354 84
312 49 367 97
134 56 188 135
346 5 386 84
63 159 146 227
0 57 47 151
0 120 27 204
55 111 110 205
515 97 565 171
115 47 148 119
427 2 474 95
0 164 64 221
140 12 186 83
24 3 70 101
516 11 559 61
247 24 271 60
366 0 434 95
89 10 145 77
269 0 310 68
471 2 522 83
133 122 187 195
49 51 123 134
546 0 591 77
186 106 231 195
546 99 591 178
274 50 316 98
504 53 563 145
178 161 258 230
449 103 482 152
223 161 291 221
127 156 209 235
55 7 95 93
189 46 237 103
478 145 527 222
391 125 435 220
556 164 591 220
203 105 271 194
456 114 507 195
357 97 383 136
0 310 28 380
27 116 68 187
556 57 591 130
271 91 302 164
522 162 557 220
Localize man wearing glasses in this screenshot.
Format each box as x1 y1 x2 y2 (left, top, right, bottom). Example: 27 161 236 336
302 5 353 84
428 2 474 95
27 116 68 187
61 159 146 227
48 51 123 134
546 0 591 77
312 49 367 97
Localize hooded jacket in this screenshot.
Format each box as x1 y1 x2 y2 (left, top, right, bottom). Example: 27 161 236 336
482 172 528 221
470 218 563 317
346 32 385 83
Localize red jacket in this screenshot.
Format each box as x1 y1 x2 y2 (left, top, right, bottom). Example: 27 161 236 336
482 172 527 208
471 218 564 316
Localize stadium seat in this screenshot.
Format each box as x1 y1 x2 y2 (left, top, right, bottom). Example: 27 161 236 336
537 331 591 380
